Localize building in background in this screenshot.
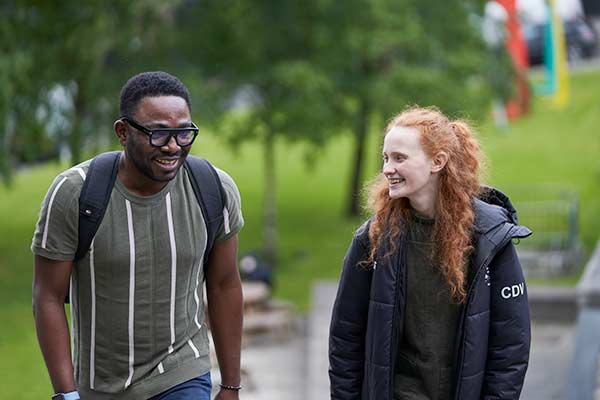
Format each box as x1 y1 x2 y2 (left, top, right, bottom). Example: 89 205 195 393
519 0 597 65
518 0 583 22
581 0 600 38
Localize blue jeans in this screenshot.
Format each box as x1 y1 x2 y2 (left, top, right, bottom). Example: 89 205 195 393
150 372 212 400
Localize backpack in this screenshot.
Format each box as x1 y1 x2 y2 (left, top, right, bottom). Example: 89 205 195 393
68 151 225 302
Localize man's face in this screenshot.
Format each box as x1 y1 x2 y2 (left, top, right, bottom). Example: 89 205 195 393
124 96 193 183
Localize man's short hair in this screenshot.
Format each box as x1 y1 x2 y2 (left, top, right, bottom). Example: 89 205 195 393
119 71 191 117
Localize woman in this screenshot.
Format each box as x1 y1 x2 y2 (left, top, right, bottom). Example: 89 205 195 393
329 107 531 400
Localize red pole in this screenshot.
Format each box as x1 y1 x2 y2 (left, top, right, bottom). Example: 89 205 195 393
496 0 531 119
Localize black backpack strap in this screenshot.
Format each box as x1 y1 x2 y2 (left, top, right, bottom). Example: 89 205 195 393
183 156 226 279
75 151 121 262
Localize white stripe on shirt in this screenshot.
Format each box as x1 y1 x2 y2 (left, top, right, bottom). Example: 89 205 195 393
193 261 202 330
124 200 136 389
89 241 96 389
223 207 231 235
72 167 86 180
188 339 200 358
41 177 68 248
166 193 177 354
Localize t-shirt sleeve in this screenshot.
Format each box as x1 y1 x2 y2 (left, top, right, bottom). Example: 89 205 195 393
31 173 81 261
214 168 244 243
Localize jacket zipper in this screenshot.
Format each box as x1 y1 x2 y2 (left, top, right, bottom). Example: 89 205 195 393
453 257 489 399
453 230 515 399
388 241 406 400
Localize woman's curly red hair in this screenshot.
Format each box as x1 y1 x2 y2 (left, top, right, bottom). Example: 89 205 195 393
366 107 484 303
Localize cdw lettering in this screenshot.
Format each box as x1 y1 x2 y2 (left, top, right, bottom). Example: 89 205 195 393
501 283 525 299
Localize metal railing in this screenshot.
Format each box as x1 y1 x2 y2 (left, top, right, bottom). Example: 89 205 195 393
504 185 582 277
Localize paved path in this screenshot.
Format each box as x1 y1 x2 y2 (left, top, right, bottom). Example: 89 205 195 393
209 325 307 400
307 282 337 399
521 322 575 400
236 335 307 400
215 281 579 399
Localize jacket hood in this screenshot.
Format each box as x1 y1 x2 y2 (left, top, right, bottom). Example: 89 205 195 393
474 186 531 238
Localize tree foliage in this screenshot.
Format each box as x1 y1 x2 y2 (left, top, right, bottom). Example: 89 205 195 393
0 0 177 184
175 0 338 266
1 2 45 184
2 0 497 266
315 0 492 215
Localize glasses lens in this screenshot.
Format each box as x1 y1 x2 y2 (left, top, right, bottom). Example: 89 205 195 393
150 130 172 147
150 129 196 147
176 130 196 146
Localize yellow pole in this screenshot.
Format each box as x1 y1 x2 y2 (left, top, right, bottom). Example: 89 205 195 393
549 0 569 108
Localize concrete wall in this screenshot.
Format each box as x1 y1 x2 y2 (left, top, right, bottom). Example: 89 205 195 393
567 240 600 400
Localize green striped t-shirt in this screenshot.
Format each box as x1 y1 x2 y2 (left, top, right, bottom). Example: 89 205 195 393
31 155 243 399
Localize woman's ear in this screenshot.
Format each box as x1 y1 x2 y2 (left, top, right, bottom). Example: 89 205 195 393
431 151 449 173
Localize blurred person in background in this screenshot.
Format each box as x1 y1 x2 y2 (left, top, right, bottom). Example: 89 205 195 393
32 71 244 400
329 107 531 400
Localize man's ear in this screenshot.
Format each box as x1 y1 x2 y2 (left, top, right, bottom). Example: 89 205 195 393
114 120 128 146
431 151 449 174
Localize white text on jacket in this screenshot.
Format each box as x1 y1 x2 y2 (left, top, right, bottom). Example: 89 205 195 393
501 283 525 299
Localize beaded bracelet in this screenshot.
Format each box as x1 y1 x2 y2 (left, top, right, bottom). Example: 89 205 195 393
219 383 242 391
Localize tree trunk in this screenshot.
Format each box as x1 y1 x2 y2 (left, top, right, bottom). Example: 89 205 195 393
346 97 370 217
263 130 278 268
0 114 14 186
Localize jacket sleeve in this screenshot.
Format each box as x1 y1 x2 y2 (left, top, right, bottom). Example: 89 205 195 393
482 241 531 399
329 231 373 400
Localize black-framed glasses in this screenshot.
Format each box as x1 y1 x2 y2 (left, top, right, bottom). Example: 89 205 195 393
120 116 199 147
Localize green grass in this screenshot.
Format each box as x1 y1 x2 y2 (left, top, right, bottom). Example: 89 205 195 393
479 70 600 254
1 70 600 396
527 274 582 287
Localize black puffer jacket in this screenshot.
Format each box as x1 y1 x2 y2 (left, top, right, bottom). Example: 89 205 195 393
329 189 532 400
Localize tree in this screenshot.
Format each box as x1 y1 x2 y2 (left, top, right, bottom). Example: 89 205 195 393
317 0 491 216
0 2 44 185
34 1 177 165
173 0 493 264
0 1 178 186
176 0 337 267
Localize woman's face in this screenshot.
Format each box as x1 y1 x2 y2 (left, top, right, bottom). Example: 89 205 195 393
382 126 439 208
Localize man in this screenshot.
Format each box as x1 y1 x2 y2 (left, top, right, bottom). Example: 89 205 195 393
32 71 244 400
